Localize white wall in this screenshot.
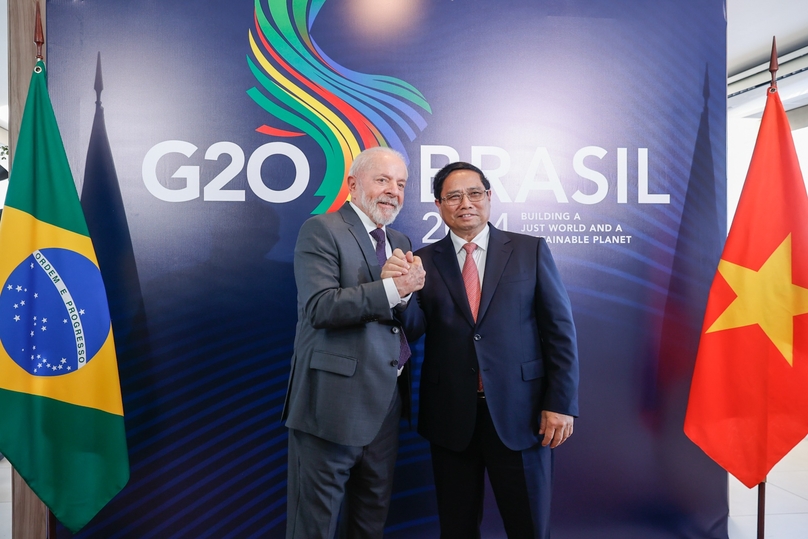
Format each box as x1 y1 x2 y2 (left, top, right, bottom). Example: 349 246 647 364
727 116 808 230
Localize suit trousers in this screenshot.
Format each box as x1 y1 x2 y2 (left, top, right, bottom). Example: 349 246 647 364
430 396 553 539
286 385 401 539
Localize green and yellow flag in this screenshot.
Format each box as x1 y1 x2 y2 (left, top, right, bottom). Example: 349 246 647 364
0 60 129 532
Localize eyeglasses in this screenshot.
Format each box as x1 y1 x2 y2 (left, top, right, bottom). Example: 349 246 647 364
439 189 489 207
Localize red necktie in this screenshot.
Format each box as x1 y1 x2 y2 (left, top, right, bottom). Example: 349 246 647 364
462 243 480 321
462 243 483 392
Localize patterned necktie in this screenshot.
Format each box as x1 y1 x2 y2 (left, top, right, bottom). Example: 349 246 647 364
462 243 483 391
370 228 411 367
462 243 481 321
369 228 388 267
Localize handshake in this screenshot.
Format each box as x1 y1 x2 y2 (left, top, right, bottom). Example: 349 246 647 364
382 249 426 297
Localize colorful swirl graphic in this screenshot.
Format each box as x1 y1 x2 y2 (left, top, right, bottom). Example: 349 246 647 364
247 0 432 214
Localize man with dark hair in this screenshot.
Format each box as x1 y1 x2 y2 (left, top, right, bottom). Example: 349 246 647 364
283 147 425 539
394 161 579 538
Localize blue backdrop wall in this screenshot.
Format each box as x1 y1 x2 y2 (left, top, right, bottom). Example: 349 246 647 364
47 0 728 537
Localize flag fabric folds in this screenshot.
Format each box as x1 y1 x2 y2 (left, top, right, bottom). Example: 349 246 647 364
0 60 129 532
684 87 808 488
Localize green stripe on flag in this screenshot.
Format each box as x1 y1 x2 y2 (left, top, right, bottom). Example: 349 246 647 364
0 389 129 532
4 61 89 236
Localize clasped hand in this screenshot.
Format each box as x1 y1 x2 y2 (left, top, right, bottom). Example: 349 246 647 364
381 248 426 296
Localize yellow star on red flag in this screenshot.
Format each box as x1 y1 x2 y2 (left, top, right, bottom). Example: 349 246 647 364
706 234 808 366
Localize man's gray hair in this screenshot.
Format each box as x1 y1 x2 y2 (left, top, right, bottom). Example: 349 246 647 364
348 147 407 179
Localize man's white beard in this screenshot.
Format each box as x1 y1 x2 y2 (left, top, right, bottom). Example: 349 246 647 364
356 190 401 226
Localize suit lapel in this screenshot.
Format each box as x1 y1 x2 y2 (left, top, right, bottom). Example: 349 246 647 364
478 226 512 323
433 235 477 327
387 228 410 254
340 204 382 281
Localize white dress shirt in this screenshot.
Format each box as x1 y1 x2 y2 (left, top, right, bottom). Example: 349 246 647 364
349 201 409 308
449 224 490 286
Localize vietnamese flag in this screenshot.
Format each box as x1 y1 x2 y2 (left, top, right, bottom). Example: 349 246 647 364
684 86 808 488
0 60 129 532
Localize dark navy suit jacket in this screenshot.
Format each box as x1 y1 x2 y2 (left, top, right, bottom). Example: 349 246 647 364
403 224 579 452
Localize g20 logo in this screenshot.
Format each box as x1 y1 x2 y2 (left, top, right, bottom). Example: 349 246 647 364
142 140 310 203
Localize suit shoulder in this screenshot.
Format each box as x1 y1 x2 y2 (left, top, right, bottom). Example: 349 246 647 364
414 239 444 258
299 211 344 233
499 229 543 248
386 226 412 247
414 242 433 256
295 213 346 253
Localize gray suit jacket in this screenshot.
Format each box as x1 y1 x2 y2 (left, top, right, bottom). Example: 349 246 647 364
282 203 412 446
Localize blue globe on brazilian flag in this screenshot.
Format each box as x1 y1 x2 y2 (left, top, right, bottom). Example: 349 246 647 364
0 60 129 533
1 248 110 375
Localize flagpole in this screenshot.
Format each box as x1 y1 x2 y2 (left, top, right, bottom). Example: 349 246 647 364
752 37 779 539
757 479 766 539
34 4 63 535
37 7 54 537
39 7 57 538
37 8 61 539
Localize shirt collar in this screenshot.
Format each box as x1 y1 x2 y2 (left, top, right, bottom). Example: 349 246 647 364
449 224 490 254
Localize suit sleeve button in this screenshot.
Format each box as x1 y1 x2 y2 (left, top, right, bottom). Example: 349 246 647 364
473 334 481 341
390 360 399 367
392 327 400 334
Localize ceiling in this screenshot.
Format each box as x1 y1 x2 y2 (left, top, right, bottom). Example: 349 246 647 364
0 1 807 131
727 0 808 77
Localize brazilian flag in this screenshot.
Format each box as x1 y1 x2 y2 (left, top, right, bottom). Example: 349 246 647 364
0 60 129 532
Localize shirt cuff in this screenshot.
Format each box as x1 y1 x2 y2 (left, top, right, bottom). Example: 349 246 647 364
383 277 408 308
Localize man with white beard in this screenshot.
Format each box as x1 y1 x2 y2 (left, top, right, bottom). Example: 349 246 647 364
282 147 425 539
